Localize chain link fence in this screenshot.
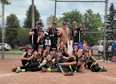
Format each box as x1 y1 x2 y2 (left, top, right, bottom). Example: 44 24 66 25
0 28 115 60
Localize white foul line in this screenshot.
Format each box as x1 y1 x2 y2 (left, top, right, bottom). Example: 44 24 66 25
0 73 14 78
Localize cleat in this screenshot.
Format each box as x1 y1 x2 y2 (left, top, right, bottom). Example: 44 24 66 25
16 68 22 73
64 72 74 76
68 72 74 76
41 67 47 72
64 72 70 76
12 66 17 72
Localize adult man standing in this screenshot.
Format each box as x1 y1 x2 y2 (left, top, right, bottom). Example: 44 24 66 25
111 39 116 62
58 22 71 48
29 21 44 51
71 21 83 49
46 22 58 49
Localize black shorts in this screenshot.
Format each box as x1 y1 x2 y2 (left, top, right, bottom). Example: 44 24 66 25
64 43 68 48
51 44 57 49
33 44 38 51
78 56 85 62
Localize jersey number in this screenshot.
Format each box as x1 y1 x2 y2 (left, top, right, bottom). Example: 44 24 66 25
45 39 51 46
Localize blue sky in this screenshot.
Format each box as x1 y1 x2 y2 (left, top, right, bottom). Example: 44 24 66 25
0 0 116 28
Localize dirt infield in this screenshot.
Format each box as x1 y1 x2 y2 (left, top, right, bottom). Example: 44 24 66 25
0 56 116 84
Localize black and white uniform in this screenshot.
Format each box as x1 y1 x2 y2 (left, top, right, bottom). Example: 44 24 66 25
43 33 51 49
21 52 33 66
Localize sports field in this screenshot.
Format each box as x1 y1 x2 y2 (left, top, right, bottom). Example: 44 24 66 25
0 55 116 84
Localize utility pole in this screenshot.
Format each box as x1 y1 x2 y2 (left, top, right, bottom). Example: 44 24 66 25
32 0 35 29
1 0 5 59
53 0 57 22
103 0 108 60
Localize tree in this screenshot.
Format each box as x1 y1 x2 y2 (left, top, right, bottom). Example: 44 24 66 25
1 0 10 4
61 9 83 29
82 9 103 46
47 15 61 27
17 28 30 46
106 3 115 30
24 5 42 29
106 3 116 40
5 14 21 48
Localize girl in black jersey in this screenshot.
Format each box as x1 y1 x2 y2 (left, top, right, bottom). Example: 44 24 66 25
33 45 43 63
84 49 107 72
20 45 34 66
43 45 51 60
43 32 51 50
59 42 85 73
12 55 54 73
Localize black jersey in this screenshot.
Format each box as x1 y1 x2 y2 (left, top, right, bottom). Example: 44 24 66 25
29 27 43 44
36 51 43 59
71 28 81 42
82 48 91 55
85 56 94 69
43 33 51 46
38 37 44 45
48 28 58 45
72 49 78 56
24 52 33 58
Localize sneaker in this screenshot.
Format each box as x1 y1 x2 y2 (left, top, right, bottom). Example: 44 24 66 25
12 66 17 72
101 68 107 72
16 67 22 73
68 72 74 76
41 67 47 72
64 72 70 76
64 72 74 76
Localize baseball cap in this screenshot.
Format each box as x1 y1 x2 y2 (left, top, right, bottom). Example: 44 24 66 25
27 45 33 49
38 45 43 48
36 21 42 25
45 45 51 47
72 21 77 25
52 22 57 25
73 42 78 45
52 48 57 51
62 22 67 25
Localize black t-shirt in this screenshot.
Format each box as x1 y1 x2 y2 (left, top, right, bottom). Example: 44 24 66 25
72 28 81 42
38 37 44 45
48 28 58 45
29 27 43 44
36 51 43 59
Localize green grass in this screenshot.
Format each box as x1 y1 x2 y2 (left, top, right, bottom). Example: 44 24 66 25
0 50 23 55
94 55 103 60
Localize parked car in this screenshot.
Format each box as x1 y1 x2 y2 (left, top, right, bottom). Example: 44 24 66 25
91 40 113 55
0 43 11 51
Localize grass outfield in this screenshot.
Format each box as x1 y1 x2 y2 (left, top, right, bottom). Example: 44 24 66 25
0 50 23 55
